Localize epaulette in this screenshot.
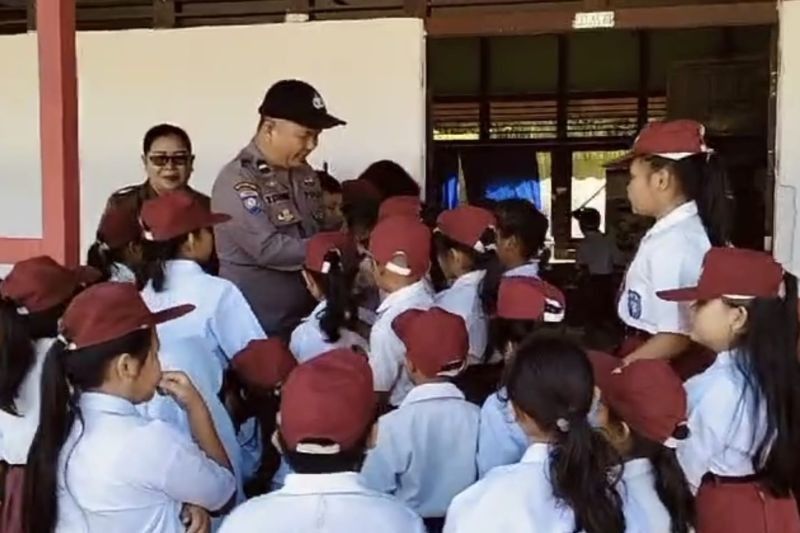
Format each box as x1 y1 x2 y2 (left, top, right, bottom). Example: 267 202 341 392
111 184 140 197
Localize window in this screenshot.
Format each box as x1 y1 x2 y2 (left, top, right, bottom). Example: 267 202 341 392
571 150 628 238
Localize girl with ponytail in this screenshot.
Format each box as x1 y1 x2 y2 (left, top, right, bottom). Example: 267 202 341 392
86 204 143 285
657 247 800 533
445 335 626 533
0 256 98 533
615 120 732 380
291 231 367 363
589 351 695 533
23 282 235 533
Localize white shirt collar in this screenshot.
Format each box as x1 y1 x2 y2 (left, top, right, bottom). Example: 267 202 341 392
399 382 465 408
645 201 699 239
377 280 428 315
79 392 139 417
164 259 205 276
504 262 540 278
281 472 369 496
110 262 137 284
520 442 549 464
303 299 327 323
622 458 654 481
450 270 486 289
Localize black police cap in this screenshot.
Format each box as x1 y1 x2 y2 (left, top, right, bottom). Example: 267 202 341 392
258 80 346 130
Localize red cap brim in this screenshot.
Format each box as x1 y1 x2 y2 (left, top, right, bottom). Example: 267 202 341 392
656 287 700 302
147 304 195 326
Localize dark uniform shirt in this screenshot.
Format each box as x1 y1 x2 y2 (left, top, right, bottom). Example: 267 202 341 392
211 141 324 337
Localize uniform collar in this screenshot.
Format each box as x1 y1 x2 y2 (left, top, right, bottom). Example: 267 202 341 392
520 442 550 464
399 382 465 408
281 472 369 496
377 280 429 315
304 299 327 323
450 269 486 289
504 262 540 278
110 262 137 284
79 392 139 417
622 458 654 481
165 259 205 277
645 201 699 239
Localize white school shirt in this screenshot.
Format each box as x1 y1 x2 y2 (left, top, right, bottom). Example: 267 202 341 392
476 388 529 477
503 261 540 278
446 443 647 533
137 336 244 503
141 259 266 369
109 262 137 284
0 338 52 465
55 393 235 533
369 280 434 406
617 201 710 335
619 458 673 533
577 231 623 276
435 270 489 365
289 300 369 363
361 382 480 518
677 350 768 493
219 472 426 533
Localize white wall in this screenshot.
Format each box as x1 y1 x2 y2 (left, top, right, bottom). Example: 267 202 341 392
0 18 426 263
776 1 800 274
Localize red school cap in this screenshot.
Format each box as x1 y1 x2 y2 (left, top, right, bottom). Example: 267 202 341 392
305 231 357 274
436 205 497 251
608 119 712 168
280 348 376 454
369 215 431 278
392 307 468 378
589 351 688 447
231 338 297 390
0 256 101 314
658 247 784 303
140 190 230 242
497 277 565 323
58 282 194 350
97 205 141 249
378 196 422 221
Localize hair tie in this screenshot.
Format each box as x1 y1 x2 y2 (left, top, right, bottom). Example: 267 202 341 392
57 334 77 351
321 247 342 274
555 417 570 433
97 240 111 252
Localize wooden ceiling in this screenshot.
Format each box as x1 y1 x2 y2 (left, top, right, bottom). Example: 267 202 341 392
0 0 777 35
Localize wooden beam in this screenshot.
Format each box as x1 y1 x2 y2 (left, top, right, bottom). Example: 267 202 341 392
478 37 490 140
153 0 176 29
636 30 649 129
0 239 42 264
37 0 80 266
426 2 777 37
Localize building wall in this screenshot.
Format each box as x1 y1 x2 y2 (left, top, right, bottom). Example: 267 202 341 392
0 18 426 273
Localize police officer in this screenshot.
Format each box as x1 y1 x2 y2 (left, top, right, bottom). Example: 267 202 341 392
212 80 345 337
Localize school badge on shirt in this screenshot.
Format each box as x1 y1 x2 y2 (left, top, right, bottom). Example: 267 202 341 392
627 290 642 319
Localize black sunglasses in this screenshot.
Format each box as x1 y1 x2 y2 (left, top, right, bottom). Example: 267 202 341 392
148 154 192 167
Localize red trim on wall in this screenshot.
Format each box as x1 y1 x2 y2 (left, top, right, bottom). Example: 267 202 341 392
0 239 43 264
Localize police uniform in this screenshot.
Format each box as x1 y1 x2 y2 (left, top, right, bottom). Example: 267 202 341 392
212 80 345 337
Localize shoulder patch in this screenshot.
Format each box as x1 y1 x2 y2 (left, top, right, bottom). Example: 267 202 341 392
234 181 260 193
237 183 263 215
627 290 642 320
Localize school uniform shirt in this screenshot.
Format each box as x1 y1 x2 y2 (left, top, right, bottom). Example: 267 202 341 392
576 231 623 276
361 382 480 518
369 280 434 406
0 338 52 465
109 262 137 284
289 299 369 364
141 259 267 370
618 458 673 533
55 392 235 533
435 270 489 365
219 472 427 533
476 388 528 477
618 201 710 335
136 336 244 503
445 443 647 533
503 262 540 278
677 350 768 493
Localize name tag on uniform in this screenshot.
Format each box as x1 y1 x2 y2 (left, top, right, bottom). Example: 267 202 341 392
627 290 642 319
264 192 291 205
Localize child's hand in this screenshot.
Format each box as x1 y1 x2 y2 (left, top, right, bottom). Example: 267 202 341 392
159 371 203 410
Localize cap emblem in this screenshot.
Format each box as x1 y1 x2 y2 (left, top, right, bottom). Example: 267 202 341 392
312 93 325 110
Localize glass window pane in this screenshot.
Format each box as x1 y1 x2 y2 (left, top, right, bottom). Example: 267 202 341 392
568 31 638 92
429 38 481 96
571 150 628 238
489 35 558 95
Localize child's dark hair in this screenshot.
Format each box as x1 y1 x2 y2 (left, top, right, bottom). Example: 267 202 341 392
0 299 65 416
143 123 192 154
494 199 549 261
24 328 153 533
631 436 695 533
434 228 498 306
306 250 358 344
729 272 800 497
280 434 367 474
506 334 625 533
317 171 342 195
643 153 731 246
574 208 601 232
86 239 139 285
343 200 379 243
357 160 420 200
140 230 204 292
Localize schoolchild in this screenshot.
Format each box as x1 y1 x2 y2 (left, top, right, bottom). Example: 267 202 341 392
362 307 479 533
87 204 143 284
